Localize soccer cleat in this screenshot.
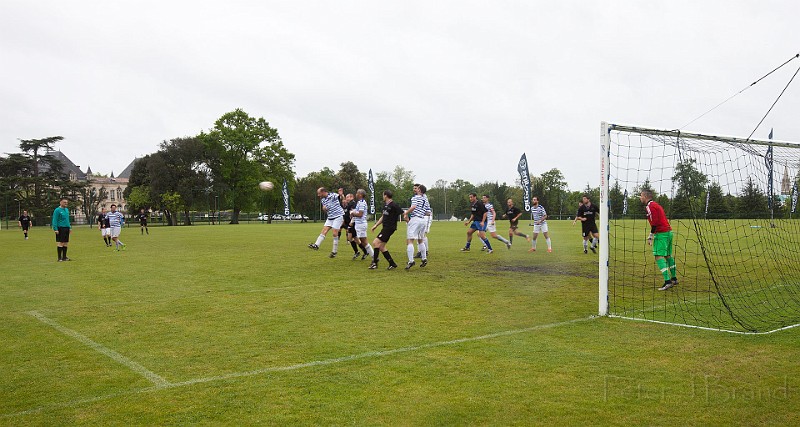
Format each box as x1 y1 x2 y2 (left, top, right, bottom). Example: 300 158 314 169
590 246 596 254
420 259 427 268
460 247 470 252
387 263 398 270
547 248 552 253
329 252 337 258
671 277 679 287
57 259 63 262
414 252 422 259
506 241 512 249
352 252 360 260
481 246 487 251
528 248 536 252
62 257 71 261
658 281 674 291
486 249 493 254
369 262 378 269
308 243 319 250
584 249 588 254
405 261 415 270
361 253 369 260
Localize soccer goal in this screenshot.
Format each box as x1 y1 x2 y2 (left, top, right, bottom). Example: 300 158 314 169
599 122 800 334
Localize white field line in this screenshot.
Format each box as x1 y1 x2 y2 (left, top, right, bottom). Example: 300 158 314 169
26 311 170 387
609 314 800 335
167 316 597 388
4 315 596 418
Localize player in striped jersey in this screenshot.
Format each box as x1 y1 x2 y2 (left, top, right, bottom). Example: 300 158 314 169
403 184 429 269
349 189 374 260
528 196 552 253
415 185 432 259
308 187 345 258
482 195 512 249
107 204 126 251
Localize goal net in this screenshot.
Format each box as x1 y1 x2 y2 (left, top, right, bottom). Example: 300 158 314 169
599 122 800 334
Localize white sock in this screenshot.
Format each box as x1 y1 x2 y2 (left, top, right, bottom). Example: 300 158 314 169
546 238 552 249
332 237 339 253
315 234 325 246
583 240 588 249
418 242 427 260
407 243 414 262
497 236 510 244
423 236 429 251
532 239 537 249
592 238 598 248
366 244 374 256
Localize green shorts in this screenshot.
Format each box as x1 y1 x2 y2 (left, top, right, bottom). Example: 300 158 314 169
652 231 673 257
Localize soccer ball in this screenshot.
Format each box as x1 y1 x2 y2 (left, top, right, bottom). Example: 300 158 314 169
259 181 274 191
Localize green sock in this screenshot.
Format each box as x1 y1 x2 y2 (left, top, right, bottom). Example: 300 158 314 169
667 257 677 279
656 258 671 282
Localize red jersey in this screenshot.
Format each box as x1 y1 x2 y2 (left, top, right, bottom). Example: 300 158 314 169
645 200 671 233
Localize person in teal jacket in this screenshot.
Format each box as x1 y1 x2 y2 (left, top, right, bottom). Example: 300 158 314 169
52 198 72 262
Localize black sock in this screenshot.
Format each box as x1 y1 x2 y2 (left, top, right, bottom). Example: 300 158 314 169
359 243 368 254
350 241 359 253
63 247 68 258
373 250 380 263
508 235 513 243
382 251 394 264
57 247 62 260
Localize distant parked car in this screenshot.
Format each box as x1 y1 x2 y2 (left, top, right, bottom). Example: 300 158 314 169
257 214 270 221
288 213 309 221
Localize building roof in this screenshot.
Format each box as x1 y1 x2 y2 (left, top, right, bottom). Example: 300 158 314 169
118 158 140 179
42 150 86 181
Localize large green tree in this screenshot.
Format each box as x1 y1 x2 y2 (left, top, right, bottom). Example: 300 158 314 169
737 177 769 219
199 109 294 223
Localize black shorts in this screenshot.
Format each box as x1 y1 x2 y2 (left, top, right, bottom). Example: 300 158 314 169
582 222 598 237
21 225 30 231
376 227 396 243
140 221 147 226
348 224 356 236
509 221 519 230
55 227 71 243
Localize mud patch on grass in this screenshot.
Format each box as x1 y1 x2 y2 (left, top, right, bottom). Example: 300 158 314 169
495 264 598 278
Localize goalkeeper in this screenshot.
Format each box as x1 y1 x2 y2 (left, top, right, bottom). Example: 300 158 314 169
640 190 677 290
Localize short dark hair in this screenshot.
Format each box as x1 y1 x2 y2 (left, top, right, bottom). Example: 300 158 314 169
418 184 427 194
641 189 654 200
383 189 393 198
111 204 117 208
469 192 477 198
582 195 591 200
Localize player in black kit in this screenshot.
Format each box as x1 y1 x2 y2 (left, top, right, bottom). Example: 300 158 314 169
369 190 402 270
98 208 112 246
502 199 531 245
18 210 32 240
137 208 149 235
573 195 600 253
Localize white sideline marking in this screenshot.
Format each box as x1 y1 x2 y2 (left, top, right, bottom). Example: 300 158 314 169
168 316 597 388
609 314 800 335
5 316 595 418
27 311 170 387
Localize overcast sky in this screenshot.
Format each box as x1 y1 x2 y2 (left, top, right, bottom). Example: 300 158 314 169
2 1 799 190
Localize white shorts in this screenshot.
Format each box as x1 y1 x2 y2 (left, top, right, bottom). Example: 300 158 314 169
406 217 426 240
486 221 497 233
110 226 122 238
101 228 111 237
533 222 549 234
324 216 344 230
355 222 368 239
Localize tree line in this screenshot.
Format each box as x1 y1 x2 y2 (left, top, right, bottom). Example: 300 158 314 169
4 110 795 226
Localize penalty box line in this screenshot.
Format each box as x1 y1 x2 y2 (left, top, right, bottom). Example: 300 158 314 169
26 311 170 388
6 315 596 418
169 315 598 388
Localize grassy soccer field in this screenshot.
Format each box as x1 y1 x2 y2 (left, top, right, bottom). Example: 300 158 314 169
1 221 798 425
